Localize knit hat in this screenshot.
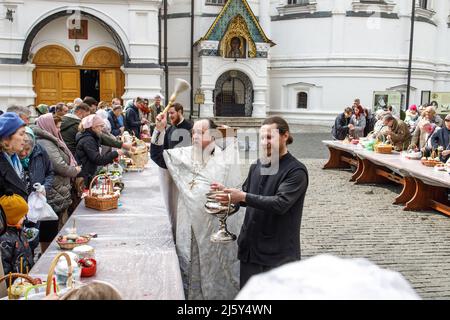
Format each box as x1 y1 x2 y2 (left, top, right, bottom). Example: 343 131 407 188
409 105 417 111
36 104 48 115
81 114 105 129
0 192 28 226
445 114 450 121
0 112 25 139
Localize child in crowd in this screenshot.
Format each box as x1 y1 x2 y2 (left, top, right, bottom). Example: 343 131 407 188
0 192 34 278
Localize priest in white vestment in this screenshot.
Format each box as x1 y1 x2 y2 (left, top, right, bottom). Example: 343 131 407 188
150 115 244 300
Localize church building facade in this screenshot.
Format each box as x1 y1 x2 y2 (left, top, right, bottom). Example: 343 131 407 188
1 0 450 125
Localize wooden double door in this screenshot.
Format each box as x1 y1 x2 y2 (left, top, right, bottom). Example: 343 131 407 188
33 45 124 105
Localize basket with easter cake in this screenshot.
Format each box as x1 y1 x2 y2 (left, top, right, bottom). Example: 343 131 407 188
84 174 120 211
421 149 443 167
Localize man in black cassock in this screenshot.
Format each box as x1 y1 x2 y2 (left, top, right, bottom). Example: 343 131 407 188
213 116 309 289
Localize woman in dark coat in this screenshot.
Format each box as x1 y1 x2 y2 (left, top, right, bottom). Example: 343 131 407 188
108 106 124 137
30 114 81 252
76 114 122 188
0 112 27 200
18 127 54 195
18 127 54 253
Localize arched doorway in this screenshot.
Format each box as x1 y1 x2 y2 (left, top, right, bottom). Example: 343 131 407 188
214 70 253 117
33 45 124 105
82 47 124 102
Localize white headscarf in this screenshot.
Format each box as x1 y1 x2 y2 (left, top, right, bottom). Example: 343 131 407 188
96 109 111 133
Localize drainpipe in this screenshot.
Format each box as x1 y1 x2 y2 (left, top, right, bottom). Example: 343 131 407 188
164 0 169 100
190 0 194 120
406 0 416 111
158 8 162 66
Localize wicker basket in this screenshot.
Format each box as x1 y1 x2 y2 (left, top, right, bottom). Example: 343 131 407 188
374 144 393 154
0 273 39 300
421 159 442 167
84 174 119 211
45 252 74 297
56 236 90 250
130 146 149 168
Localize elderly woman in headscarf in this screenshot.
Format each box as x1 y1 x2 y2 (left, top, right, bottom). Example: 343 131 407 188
409 119 437 154
30 113 81 252
0 112 27 200
17 127 54 254
410 107 442 150
76 114 123 188
18 127 54 196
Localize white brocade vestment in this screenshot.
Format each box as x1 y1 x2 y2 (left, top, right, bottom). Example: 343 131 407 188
163 141 244 300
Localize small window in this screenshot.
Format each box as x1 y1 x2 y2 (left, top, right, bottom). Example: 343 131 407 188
288 0 309 4
297 92 308 109
418 0 428 9
206 0 227 5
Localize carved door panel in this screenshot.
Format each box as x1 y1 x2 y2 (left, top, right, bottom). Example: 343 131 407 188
34 68 59 105
59 69 80 103
100 69 122 102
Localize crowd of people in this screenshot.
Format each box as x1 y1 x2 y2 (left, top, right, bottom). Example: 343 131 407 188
332 99 450 161
0 95 169 296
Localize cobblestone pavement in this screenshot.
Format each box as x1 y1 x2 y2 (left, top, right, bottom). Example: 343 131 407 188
300 160 450 300
239 129 450 300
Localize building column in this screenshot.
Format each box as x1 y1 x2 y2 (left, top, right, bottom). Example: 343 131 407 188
0 64 36 109
121 67 163 100
201 89 214 118
252 89 267 118
259 0 271 38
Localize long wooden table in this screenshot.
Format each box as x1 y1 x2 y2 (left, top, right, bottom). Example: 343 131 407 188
322 140 362 181
29 161 185 300
323 140 450 216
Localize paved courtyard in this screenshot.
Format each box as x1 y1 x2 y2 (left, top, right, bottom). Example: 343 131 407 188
240 125 450 300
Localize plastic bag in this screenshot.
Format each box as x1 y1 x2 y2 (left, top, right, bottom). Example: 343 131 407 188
27 183 58 223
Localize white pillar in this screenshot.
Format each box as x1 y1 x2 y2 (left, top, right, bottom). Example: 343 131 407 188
128 4 160 64
121 67 163 100
252 89 267 118
259 0 271 38
330 0 345 57
201 89 214 118
0 64 36 109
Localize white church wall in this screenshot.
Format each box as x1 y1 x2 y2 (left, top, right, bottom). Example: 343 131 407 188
0 0 162 108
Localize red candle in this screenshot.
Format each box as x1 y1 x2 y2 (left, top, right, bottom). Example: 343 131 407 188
53 277 57 294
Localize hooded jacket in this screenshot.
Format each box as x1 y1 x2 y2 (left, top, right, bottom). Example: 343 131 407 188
125 104 142 137
60 114 81 156
0 225 34 277
30 125 78 213
75 129 119 187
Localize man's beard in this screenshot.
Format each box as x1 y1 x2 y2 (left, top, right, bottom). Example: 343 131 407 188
171 117 180 125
